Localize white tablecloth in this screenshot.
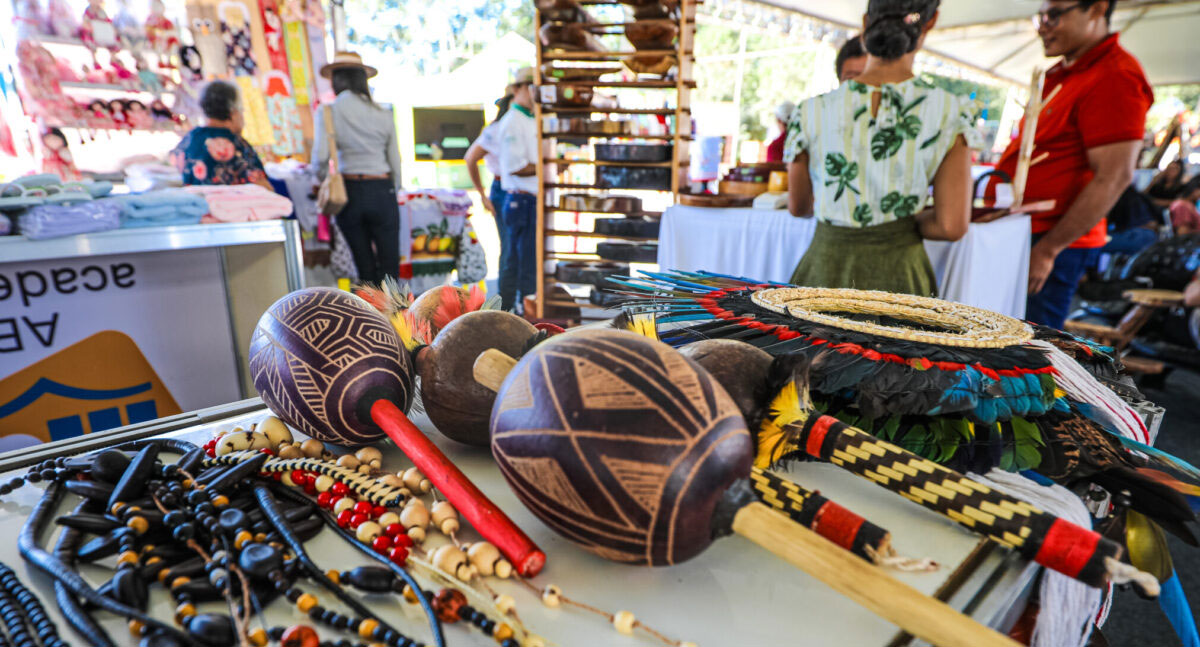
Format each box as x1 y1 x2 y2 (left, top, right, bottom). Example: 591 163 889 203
658 206 1032 318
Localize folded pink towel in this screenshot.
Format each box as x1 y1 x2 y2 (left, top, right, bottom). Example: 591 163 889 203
183 185 294 222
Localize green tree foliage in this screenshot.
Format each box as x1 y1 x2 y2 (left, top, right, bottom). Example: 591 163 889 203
694 22 819 141
344 0 535 74
693 22 1006 142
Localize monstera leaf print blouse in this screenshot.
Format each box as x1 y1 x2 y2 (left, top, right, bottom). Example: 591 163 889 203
784 77 982 228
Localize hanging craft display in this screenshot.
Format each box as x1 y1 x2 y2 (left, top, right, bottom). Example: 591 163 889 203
280 0 313 106
259 0 291 73
234 76 277 147
304 0 333 101
264 71 304 156
145 0 180 68
186 1 228 79
217 1 257 77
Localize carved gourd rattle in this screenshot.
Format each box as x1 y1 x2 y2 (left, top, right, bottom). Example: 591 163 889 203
481 329 1020 647
248 287 545 576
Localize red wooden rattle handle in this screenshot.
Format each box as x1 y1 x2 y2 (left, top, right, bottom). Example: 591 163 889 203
371 400 546 577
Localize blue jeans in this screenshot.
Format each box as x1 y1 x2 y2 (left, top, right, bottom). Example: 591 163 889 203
1026 235 1100 329
500 191 538 311
490 178 511 294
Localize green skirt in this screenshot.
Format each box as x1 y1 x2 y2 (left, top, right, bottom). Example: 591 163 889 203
790 218 938 297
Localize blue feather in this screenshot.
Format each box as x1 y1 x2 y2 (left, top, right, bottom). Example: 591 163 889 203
1113 434 1200 481
1160 573 1200 647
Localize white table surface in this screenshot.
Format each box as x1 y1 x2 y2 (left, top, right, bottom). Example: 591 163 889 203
0 401 1036 647
658 207 1032 319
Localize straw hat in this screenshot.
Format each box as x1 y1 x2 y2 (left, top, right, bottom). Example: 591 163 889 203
320 51 378 79
511 66 535 86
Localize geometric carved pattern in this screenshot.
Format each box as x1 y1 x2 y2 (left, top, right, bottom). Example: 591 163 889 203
249 287 414 446
491 330 751 566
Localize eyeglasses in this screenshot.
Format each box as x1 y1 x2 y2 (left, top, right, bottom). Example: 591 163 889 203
1032 3 1083 29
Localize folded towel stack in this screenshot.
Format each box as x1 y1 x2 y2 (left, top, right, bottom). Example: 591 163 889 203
19 201 122 239
184 184 294 222
101 189 210 228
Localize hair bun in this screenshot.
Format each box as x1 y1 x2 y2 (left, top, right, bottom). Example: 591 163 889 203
864 16 918 59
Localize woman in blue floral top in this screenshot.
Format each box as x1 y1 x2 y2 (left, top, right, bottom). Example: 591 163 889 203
172 81 270 188
785 0 978 296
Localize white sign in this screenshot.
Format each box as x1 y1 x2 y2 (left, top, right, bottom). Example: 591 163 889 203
0 247 241 429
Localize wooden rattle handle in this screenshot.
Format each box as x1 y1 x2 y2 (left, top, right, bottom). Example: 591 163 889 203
473 348 517 393
371 400 545 577
732 502 1019 647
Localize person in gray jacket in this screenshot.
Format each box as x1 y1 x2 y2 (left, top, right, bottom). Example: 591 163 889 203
313 51 403 283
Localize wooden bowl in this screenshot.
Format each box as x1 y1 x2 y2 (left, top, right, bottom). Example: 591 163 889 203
624 54 676 77
626 21 679 50
679 193 754 208
718 180 770 198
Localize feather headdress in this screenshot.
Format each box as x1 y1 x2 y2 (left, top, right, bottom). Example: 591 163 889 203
610 271 1059 423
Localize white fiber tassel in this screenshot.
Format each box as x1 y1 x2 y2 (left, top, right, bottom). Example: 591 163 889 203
969 469 1102 647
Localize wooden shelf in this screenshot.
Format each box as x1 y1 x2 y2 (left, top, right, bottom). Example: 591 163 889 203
546 207 662 217
546 230 658 241
541 107 688 115
543 132 692 141
543 49 691 60
546 158 677 168
540 80 695 89
544 182 674 192
536 0 690 321
60 82 155 99
546 251 603 259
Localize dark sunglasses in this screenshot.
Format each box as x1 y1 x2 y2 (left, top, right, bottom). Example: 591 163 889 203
1033 3 1083 29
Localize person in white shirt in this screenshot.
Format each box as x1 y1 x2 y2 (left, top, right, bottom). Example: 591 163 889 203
465 91 514 303
496 67 538 312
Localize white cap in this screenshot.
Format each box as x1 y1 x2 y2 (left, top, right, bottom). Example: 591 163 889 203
775 100 796 122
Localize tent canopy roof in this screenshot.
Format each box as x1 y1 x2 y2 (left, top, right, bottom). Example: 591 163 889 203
757 0 1200 86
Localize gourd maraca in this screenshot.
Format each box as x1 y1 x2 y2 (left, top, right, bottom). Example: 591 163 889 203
486 329 1019 647
415 310 537 447
248 287 545 576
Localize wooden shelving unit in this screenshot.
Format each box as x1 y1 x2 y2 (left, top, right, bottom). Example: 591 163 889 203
534 0 695 319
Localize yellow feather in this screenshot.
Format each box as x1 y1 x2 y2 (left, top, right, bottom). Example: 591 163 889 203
390 312 421 352
754 379 813 468
617 312 659 340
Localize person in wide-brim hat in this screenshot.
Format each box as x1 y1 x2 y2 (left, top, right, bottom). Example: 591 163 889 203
320 51 377 79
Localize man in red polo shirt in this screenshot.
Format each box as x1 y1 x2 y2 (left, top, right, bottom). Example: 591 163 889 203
991 0 1153 328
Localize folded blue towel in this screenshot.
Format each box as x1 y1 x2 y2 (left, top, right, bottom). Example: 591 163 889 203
119 214 203 228
116 189 208 211
122 204 207 221
15 174 61 188
19 202 121 239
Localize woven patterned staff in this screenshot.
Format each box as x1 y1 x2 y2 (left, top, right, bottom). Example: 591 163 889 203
756 385 1154 591
205 453 410 507
750 466 893 564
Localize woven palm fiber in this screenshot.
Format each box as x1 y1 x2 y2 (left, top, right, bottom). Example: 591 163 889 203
249 287 415 446
490 329 750 566
751 287 1033 349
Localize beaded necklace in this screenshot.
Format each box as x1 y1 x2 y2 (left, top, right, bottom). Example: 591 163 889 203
208 417 699 647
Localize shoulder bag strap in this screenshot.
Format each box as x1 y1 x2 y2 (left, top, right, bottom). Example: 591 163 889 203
323 105 340 174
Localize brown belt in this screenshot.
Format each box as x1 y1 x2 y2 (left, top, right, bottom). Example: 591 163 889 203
343 173 390 181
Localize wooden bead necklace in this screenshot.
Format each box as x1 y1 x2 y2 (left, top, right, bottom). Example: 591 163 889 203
211 417 698 647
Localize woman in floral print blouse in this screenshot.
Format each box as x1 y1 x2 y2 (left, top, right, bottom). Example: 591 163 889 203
784 0 979 296
172 81 271 189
